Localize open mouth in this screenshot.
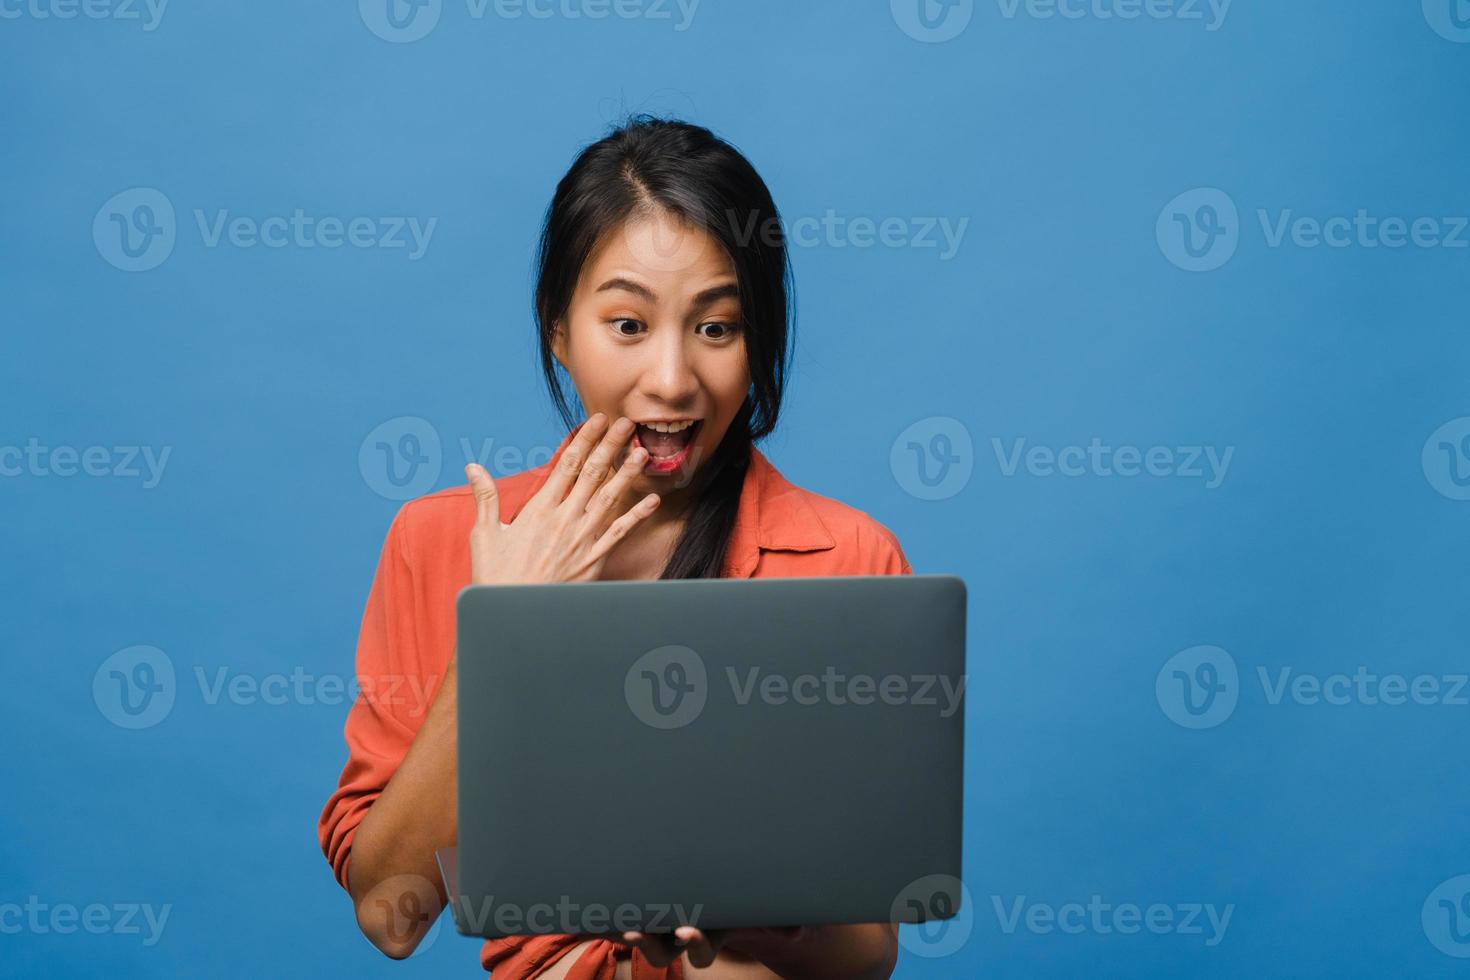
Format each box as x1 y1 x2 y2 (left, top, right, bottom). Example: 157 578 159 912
632 418 702 473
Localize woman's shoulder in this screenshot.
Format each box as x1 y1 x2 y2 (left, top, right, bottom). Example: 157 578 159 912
751 451 913 575
802 486 907 551
799 488 912 574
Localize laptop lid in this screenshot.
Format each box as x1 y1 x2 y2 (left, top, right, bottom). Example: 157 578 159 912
452 574 966 938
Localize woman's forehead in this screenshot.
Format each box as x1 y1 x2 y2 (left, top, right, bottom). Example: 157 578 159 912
582 211 737 293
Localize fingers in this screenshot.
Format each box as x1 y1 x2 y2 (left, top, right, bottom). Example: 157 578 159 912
562 416 637 515
464 463 501 528
676 926 724 969
533 413 610 511
465 464 505 585
617 928 716 968
582 436 650 530
620 931 681 968
589 492 660 561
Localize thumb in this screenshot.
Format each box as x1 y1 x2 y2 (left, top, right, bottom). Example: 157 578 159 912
464 464 501 528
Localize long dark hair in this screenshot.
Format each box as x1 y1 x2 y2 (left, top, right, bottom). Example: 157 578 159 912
534 115 794 579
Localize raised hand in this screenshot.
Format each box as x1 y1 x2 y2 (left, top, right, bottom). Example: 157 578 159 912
464 413 660 585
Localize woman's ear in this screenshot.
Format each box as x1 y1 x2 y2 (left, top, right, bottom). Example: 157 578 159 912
550 320 568 369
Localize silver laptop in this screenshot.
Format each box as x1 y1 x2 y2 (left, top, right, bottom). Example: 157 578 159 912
447 574 967 938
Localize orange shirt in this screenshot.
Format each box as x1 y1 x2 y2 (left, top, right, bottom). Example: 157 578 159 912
319 422 913 978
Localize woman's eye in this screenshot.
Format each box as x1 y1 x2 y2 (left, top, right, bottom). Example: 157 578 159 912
611 318 644 337
697 321 738 341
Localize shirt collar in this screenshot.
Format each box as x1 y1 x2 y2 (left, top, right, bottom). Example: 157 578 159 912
533 423 836 578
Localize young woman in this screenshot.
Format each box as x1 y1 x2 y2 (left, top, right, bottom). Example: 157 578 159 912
320 117 912 979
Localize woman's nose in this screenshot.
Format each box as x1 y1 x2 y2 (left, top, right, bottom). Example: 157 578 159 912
641 330 700 403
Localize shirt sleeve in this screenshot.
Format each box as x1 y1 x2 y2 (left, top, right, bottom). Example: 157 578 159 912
318 505 425 891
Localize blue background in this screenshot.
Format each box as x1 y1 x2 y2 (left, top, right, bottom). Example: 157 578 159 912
3 0 1468 976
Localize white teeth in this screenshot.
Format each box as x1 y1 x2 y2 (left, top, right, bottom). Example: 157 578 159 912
640 420 696 434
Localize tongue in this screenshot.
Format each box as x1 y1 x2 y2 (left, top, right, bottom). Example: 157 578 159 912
639 425 691 458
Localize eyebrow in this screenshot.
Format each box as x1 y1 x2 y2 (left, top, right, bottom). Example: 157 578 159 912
595 277 740 307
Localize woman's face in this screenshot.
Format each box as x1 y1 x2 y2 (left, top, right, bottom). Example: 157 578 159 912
552 209 750 503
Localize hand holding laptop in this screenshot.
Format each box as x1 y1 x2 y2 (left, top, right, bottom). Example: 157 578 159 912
620 925 808 969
